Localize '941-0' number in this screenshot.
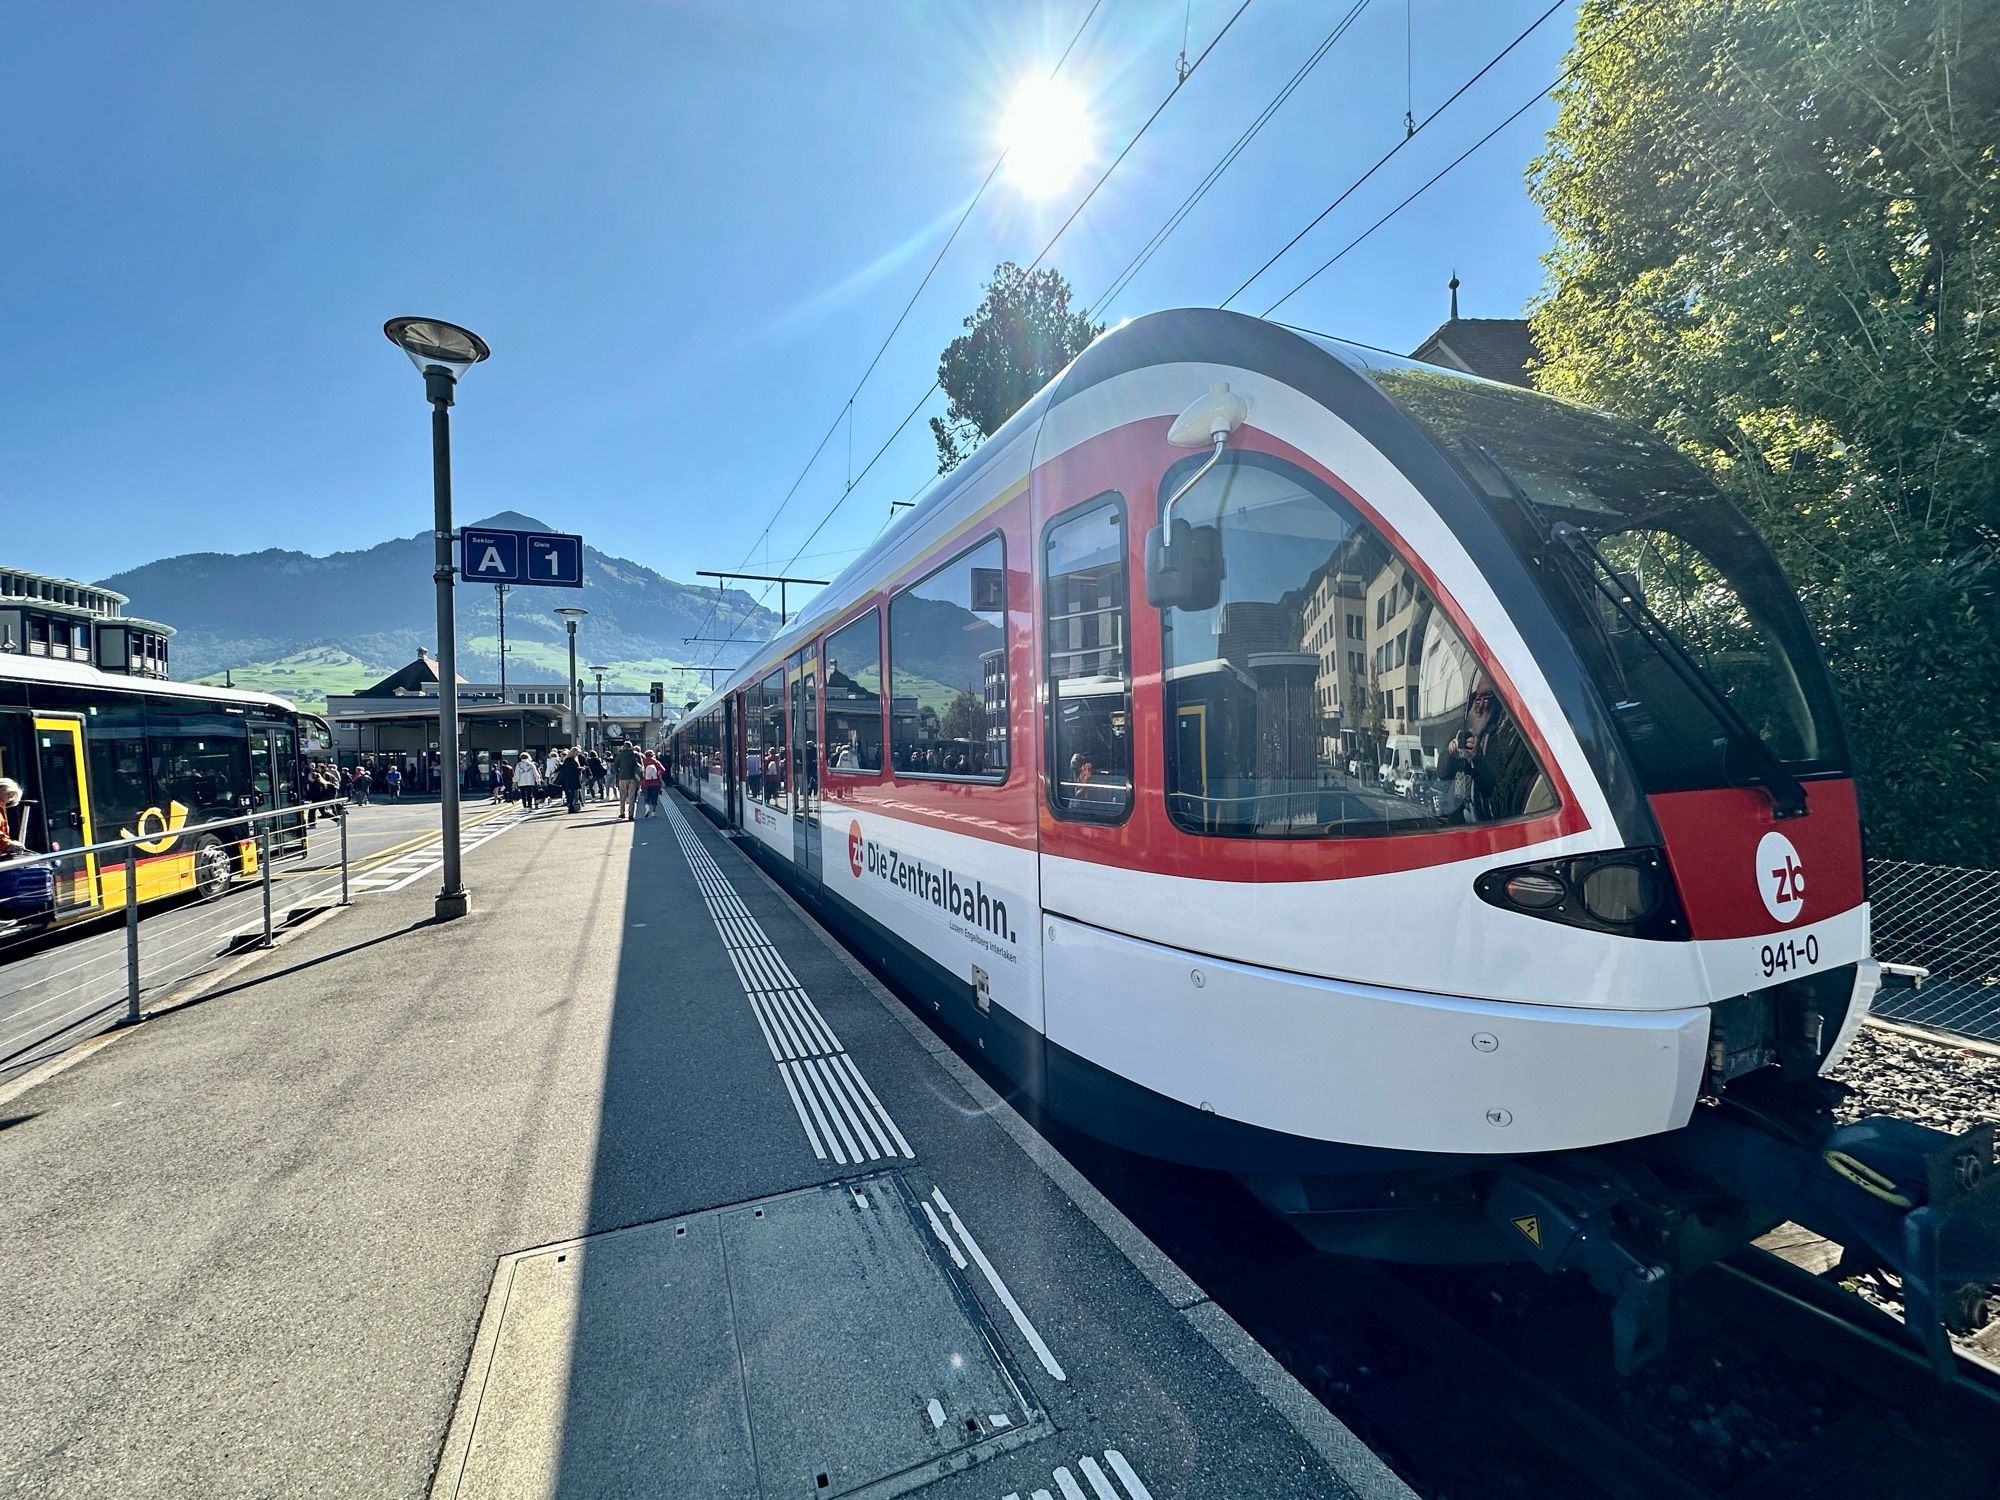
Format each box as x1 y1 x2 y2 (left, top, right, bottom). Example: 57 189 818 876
1761 935 1819 978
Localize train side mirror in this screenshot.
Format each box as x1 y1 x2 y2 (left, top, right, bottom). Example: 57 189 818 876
1145 518 1224 612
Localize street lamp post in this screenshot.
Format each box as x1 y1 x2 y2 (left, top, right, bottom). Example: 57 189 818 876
384 316 490 922
590 666 607 753
555 607 587 748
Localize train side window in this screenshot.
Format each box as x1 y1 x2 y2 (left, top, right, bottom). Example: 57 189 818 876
753 667 787 806
1044 497 1132 822
823 608 884 774
1156 450 1554 839
889 532 1008 781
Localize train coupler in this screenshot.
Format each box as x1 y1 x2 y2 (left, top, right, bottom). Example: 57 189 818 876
1640 1096 2000 1379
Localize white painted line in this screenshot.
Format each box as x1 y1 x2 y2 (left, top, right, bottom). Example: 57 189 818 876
743 993 786 1063
775 1058 822 1160
921 1202 967 1269
785 1060 847 1165
798 1060 862 1163
758 989 809 1061
1033 1489 1054 1500
931 1187 1065 1382
821 1055 894 1160
837 1052 914 1158
927 1398 946 1429
1077 1456 1118 1500
1054 1470 1087 1500
1104 1452 1153 1500
812 1048 876 1168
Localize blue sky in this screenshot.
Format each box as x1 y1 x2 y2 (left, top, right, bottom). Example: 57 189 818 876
3 0 1579 662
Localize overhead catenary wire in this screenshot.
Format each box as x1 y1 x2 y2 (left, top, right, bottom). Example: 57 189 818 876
684 0 1107 661
696 0 1264 677
1219 0 1567 310
1088 0 1373 321
1258 0 1652 317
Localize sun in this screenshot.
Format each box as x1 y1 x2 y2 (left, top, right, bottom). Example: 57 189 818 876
1000 77 1091 199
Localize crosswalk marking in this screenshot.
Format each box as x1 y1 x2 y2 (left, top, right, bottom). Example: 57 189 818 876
347 806 551 894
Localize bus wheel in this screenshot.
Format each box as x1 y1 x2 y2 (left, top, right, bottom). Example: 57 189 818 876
193 836 234 902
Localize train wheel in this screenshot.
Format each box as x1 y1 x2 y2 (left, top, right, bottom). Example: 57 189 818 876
192 835 234 902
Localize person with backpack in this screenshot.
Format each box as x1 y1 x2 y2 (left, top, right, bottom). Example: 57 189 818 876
512 751 540 807
639 751 665 817
612 741 641 820
555 749 585 814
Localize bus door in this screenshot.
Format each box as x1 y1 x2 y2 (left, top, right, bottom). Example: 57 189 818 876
33 717 99 915
790 646 820 890
249 724 305 855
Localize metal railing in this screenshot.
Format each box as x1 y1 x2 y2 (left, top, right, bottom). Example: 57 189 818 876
0 799 351 1081
1867 859 2000 1043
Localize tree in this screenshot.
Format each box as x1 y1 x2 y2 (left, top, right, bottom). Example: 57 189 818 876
932 262 1103 473
1529 0 2000 862
940 689 982 742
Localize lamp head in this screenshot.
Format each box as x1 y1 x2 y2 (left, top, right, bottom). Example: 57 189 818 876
385 318 489 378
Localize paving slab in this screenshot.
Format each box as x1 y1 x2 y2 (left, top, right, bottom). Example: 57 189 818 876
0 791 1410 1500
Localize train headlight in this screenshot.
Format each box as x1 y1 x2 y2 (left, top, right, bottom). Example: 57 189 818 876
1580 863 1659 924
1476 848 1685 940
1502 872 1567 909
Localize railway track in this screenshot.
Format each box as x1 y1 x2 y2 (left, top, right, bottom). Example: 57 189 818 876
1317 1251 2000 1498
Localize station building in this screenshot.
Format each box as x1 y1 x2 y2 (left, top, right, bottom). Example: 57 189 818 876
326 650 666 780
0 566 176 679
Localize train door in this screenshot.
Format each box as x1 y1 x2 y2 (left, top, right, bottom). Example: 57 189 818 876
726 695 742 831
790 645 821 890
33 717 99 916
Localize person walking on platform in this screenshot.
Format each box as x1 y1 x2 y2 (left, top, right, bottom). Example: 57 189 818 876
638 750 664 817
613 740 641 820
555 749 584 814
383 762 401 800
585 749 607 802
351 762 372 806
512 751 540 808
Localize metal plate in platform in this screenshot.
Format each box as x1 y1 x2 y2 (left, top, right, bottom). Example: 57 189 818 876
432 1173 1048 1499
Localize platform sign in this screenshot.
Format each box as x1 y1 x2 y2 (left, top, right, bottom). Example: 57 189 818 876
460 527 585 588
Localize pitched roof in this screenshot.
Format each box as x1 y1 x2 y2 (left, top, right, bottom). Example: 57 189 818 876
357 652 467 698
1407 318 1539 388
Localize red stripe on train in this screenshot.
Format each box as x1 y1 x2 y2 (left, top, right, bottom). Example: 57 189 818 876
1650 780 1864 940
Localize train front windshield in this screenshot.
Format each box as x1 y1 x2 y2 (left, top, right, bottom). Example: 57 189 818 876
1363 359 1850 795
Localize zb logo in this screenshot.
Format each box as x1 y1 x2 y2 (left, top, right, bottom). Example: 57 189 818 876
1755 831 1806 924
848 820 865 879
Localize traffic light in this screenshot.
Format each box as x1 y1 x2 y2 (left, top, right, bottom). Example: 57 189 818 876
650 681 665 710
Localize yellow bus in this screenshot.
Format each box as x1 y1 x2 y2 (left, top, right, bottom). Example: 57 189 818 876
0 656 327 933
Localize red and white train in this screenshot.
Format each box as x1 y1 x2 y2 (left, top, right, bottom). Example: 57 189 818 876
673 309 1994 1366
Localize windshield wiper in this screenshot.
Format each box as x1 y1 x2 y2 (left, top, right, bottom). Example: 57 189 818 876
1458 441 1809 818
1547 521 1808 819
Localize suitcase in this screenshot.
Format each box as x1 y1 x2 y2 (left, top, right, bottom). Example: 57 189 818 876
0 859 56 922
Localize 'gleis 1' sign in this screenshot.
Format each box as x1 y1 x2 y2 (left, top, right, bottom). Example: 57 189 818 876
460 526 585 588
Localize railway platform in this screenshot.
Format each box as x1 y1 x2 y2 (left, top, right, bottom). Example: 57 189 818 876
0 789 1410 1500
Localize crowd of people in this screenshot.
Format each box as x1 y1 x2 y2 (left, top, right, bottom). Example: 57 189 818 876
321 744 669 820
480 743 668 820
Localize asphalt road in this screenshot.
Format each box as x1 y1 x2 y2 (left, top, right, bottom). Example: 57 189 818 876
0 799 521 1079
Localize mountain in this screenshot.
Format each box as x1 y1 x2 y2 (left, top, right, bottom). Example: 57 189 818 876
97 511 781 699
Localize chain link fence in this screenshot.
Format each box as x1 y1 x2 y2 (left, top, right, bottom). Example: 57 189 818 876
1868 860 2000 1043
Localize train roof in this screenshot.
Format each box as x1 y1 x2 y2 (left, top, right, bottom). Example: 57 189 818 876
0 652 304 715
680 307 1549 724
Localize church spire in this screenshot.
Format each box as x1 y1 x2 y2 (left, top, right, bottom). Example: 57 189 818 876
1448 271 1460 321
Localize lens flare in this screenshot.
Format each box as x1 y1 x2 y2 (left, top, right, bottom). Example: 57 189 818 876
1000 77 1091 199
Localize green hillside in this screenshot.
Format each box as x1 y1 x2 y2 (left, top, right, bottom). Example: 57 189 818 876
191 647 383 711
